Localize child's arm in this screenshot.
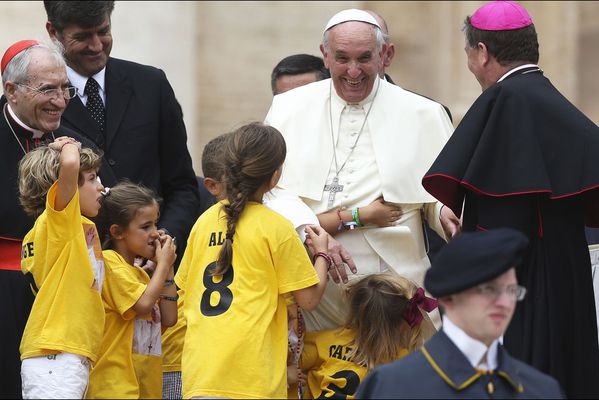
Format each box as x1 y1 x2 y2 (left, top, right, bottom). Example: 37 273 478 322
317 198 403 235
292 225 329 311
132 235 178 326
49 137 81 212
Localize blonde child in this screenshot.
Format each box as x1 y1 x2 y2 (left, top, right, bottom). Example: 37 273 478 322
89 181 178 398
176 122 331 398
300 273 438 399
18 137 105 398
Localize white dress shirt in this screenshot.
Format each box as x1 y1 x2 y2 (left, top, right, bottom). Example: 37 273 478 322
443 315 498 370
67 66 107 106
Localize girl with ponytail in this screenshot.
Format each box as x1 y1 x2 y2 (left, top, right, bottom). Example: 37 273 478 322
300 273 438 399
175 122 330 399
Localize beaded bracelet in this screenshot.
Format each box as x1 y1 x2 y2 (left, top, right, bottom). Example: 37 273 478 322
163 279 175 287
160 293 179 302
313 251 333 268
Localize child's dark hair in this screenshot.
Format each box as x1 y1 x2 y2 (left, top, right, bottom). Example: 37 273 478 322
344 273 436 370
214 122 286 275
201 133 229 180
95 180 162 249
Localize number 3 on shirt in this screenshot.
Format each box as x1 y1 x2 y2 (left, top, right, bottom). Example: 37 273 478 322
200 262 234 316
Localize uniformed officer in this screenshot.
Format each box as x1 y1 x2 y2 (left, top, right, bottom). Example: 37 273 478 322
356 228 564 399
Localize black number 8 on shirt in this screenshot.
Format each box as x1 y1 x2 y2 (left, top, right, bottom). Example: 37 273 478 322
200 262 234 316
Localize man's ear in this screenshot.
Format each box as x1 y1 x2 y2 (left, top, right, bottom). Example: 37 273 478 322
109 224 124 240
438 295 453 310
4 82 18 103
384 43 395 68
46 21 60 41
477 42 490 66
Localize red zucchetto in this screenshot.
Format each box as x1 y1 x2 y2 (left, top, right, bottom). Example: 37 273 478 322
1 39 39 75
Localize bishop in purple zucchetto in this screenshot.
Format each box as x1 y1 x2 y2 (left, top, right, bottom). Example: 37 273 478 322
471 1 533 31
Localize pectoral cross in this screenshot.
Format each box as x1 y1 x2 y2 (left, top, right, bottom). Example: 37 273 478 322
324 176 344 208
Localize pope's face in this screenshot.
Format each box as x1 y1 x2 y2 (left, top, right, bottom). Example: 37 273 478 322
48 17 113 77
321 22 385 104
442 268 519 346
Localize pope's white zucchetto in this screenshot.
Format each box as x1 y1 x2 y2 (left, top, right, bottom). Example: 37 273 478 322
323 9 381 33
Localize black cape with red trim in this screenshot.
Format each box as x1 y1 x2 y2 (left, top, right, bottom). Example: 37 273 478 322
423 68 599 227
422 69 599 399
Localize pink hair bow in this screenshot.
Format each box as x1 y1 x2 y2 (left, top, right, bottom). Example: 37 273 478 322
403 287 438 328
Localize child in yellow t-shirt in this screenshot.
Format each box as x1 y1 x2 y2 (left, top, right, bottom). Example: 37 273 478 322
161 133 226 399
176 122 332 399
300 273 438 399
87 181 178 399
18 137 105 398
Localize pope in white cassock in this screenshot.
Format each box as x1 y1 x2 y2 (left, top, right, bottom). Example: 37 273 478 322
265 9 459 330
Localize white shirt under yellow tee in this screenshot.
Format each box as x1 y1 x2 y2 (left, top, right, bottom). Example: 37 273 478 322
87 250 162 399
301 327 409 400
20 182 105 362
175 201 321 399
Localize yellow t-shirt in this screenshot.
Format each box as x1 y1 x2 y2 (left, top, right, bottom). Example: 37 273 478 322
87 250 162 399
20 183 105 362
161 288 185 372
176 201 320 399
301 328 409 400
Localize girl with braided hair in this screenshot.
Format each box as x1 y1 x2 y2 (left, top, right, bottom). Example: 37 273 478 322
175 122 330 399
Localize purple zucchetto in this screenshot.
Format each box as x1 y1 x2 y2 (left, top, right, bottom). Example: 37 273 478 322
471 1 533 31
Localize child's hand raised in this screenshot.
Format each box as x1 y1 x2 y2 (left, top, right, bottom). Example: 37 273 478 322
304 225 329 255
153 235 177 269
49 136 81 152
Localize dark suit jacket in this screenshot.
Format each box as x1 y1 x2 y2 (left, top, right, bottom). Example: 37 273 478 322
61 58 201 264
356 330 564 399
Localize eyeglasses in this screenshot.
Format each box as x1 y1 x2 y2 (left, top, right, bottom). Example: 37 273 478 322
16 83 78 100
476 284 527 301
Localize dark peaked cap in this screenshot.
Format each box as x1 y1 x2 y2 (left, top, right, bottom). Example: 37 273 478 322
425 228 529 297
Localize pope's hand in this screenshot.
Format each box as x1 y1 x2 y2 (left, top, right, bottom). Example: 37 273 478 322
326 235 357 283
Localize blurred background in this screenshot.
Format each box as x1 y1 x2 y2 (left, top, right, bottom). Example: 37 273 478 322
1 1 598 172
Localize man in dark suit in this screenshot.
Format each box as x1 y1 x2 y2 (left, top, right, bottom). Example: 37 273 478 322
357 228 564 399
43 1 201 265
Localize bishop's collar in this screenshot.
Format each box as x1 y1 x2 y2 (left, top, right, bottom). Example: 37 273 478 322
497 64 542 83
6 103 46 139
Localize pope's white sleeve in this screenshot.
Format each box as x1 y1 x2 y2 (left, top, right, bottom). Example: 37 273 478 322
263 186 319 242
423 201 449 242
